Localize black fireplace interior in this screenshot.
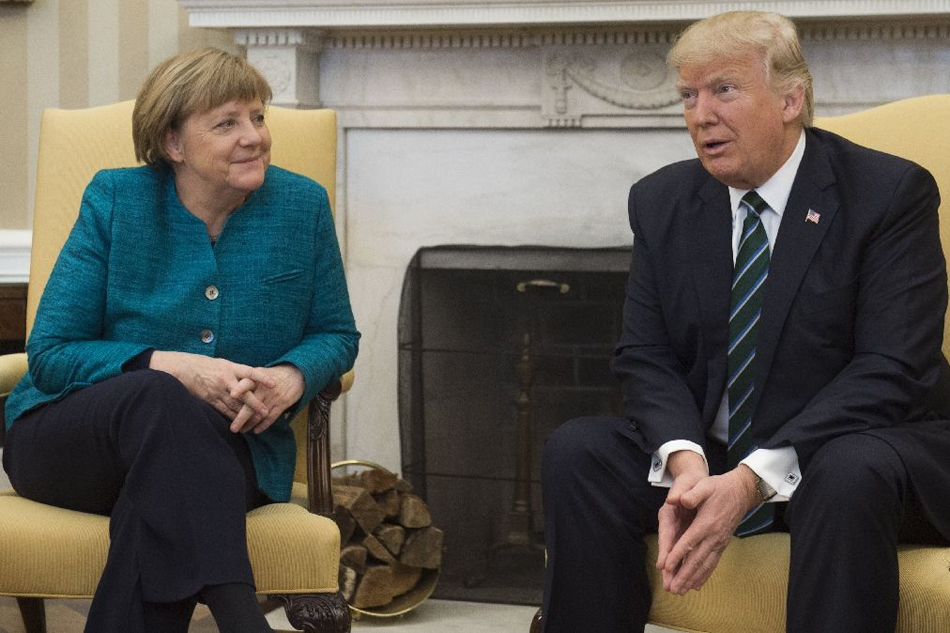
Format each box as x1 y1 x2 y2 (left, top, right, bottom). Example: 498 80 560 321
397 245 630 604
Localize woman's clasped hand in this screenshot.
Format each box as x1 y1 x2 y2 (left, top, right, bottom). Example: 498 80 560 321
148 351 305 434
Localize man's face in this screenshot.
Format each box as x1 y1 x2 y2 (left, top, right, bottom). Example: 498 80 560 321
677 53 800 189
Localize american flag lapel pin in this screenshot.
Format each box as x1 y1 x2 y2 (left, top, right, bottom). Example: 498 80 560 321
805 209 821 224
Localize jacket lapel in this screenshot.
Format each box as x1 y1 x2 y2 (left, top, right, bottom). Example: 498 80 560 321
692 175 733 421
753 131 840 408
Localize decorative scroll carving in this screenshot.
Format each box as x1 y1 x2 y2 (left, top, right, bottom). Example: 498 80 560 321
566 51 679 109
277 592 351 633
543 45 680 127
253 55 293 96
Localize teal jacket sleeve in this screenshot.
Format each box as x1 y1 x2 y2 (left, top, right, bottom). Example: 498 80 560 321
26 171 151 396
268 184 360 417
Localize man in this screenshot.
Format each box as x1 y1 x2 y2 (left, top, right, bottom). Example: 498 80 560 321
541 10 950 633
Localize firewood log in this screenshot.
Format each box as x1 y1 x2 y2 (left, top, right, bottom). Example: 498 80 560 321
400 526 444 569
332 506 357 545
398 494 432 528
339 565 358 602
359 468 399 493
388 562 423 597
352 564 394 609
375 489 401 518
340 544 368 574
362 533 397 564
374 523 406 556
333 484 386 533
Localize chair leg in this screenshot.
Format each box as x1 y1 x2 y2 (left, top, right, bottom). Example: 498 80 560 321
277 592 351 633
16 597 47 633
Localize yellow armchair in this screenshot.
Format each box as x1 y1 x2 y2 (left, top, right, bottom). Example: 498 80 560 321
532 95 950 633
0 100 353 633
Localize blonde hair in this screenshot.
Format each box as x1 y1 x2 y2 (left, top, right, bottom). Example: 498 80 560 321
668 11 813 127
132 48 273 165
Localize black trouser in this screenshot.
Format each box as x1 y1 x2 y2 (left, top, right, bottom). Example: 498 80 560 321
539 416 947 633
3 370 268 632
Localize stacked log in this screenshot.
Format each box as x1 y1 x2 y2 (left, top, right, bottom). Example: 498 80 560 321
332 469 443 610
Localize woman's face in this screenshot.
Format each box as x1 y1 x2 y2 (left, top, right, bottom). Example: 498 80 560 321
165 98 272 207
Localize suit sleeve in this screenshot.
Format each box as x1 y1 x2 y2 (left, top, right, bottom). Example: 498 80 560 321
612 182 707 452
268 185 360 418
768 164 947 463
26 171 151 395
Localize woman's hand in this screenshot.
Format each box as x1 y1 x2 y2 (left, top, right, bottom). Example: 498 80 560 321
149 351 275 422
228 364 305 434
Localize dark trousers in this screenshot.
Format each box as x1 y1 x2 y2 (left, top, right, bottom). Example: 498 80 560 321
2 370 267 633
539 416 947 633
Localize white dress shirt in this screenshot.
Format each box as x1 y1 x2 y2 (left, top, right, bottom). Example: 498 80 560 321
648 131 807 501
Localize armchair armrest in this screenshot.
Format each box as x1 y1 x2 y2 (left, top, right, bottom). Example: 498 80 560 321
306 370 354 516
0 353 27 398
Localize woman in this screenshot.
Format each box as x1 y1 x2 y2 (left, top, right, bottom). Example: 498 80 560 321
1 48 359 632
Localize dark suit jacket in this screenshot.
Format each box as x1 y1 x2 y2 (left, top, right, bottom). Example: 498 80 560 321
612 127 950 537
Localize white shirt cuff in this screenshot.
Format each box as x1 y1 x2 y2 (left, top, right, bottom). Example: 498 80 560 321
740 446 801 501
648 440 709 488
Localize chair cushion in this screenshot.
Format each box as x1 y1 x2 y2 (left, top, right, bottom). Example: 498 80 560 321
0 483 339 598
0 489 109 597
645 534 950 633
249 483 341 594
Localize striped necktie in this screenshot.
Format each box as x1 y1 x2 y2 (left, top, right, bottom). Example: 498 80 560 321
728 190 774 537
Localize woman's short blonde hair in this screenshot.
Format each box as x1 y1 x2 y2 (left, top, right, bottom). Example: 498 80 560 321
668 11 814 127
132 48 273 165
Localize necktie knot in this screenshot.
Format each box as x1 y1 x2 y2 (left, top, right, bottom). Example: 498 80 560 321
742 190 768 219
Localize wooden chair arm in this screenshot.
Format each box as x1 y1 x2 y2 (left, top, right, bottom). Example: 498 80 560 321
306 371 354 516
0 352 27 398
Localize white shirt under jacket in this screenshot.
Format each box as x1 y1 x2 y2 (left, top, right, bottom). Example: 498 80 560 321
648 131 807 501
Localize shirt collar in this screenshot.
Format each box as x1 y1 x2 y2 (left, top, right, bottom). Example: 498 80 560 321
728 129 806 220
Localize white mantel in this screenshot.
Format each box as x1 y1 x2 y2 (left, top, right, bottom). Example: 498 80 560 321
181 1 950 28
179 0 950 472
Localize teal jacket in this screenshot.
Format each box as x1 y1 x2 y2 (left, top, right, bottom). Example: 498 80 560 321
5 164 360 502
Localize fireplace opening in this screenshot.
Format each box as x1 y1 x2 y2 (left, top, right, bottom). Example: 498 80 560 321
397 245 630 604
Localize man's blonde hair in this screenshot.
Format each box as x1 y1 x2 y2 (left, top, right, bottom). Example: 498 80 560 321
132 48 273 165
667 11 813 127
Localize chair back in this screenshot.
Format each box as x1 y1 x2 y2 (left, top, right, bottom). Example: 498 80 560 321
28 100 338 485
815 95 950 357
28 100 337 333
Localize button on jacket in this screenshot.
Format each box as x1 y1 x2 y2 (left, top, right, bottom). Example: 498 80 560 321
5 164 360 502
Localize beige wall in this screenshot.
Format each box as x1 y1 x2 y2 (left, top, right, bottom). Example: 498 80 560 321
0 0 234 230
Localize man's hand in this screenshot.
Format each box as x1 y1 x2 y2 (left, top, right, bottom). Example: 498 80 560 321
658 455 761 595
149 351 275 422
229 364 305 435
657 451 707 588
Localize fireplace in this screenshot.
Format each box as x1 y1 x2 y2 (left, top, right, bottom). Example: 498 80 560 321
397 245 629 603
178 0 950 540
